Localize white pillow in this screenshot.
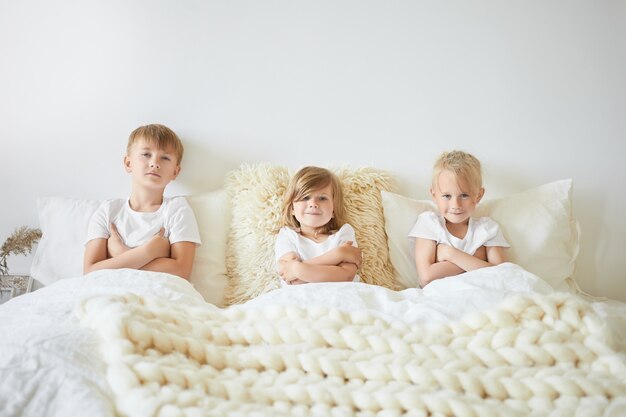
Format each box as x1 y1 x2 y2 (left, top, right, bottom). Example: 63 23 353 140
31 191 231 307
380 192 436 289
382 180 580 290
31 197 100 285
187 189 231 307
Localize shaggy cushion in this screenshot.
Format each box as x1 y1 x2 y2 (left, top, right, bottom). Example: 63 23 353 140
224 164 397 305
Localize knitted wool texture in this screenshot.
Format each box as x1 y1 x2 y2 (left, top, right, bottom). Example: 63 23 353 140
223 164 397 305
77 292 626 417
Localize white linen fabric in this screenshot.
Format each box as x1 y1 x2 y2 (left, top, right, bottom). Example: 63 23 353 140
244 263 553 324
408 211 509 255
275 223 361 285
2 266 626 417
0 269 204 417
86 196 201 247
76 264 626 417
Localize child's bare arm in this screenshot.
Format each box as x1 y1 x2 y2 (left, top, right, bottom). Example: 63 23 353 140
485 246 507 264
278 252 306 285
299 242 360 283
303 242 362 268
290 262 357 283
83 228 170 274
107 223 129 258
278 250 358 284
83 238 108 274
140 241 196 280
414 238 464 287
436 244 507 272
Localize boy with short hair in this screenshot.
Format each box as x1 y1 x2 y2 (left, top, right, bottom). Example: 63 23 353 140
83 124 201 279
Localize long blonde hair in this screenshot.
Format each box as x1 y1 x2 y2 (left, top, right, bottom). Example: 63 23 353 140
280 166 346 235
432 150 483 197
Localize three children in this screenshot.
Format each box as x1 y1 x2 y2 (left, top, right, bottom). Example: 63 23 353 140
83 133 506 290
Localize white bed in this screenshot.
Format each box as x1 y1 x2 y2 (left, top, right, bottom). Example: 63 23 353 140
1 164 625 417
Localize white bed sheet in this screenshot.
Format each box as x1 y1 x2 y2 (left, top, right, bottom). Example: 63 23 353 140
1 264 625 417
0 269 204 417
242 263 555 322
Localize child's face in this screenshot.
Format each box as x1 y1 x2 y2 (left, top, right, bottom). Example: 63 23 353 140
292 183 334 233
431 169 483 225
124 138 180 191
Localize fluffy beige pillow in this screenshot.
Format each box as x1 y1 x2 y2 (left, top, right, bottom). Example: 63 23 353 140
224 164 397 305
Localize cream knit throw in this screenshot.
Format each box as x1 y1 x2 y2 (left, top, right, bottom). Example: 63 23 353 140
77 293 626 417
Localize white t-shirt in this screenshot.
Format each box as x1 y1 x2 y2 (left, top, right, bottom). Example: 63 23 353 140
275 223 361 284
408 211 509 255
86 196 201 248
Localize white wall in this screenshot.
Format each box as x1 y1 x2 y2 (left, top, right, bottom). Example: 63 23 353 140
1 1 625 301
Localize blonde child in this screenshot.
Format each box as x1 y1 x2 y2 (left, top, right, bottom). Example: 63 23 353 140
83 124 201 280
410 150 508 287
275 166 362 285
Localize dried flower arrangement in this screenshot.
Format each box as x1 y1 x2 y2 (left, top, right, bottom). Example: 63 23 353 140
0 226 42 275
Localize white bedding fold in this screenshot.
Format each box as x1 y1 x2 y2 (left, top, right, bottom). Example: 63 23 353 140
0 269 204 417
241 263 556 324
1 265 625 417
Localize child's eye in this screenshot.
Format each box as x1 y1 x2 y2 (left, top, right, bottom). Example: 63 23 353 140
442 194 451 200
319 196 328 201
461 194 470 199
141 153 150 157
162 156 171 161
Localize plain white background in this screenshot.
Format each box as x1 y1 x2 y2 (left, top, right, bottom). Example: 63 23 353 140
1 1 625 301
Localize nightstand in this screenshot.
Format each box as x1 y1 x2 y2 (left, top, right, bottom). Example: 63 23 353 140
0 275 32 304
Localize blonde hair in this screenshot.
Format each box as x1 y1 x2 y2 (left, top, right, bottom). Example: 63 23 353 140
432 150 483 196
127 124 184 165
280 166 346 235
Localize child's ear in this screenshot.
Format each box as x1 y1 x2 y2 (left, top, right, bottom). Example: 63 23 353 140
123 155 132 172
429 188 436 200
173 165 181 179
477 187 485 202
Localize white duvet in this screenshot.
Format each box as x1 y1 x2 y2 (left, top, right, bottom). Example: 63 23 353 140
1 264 625 417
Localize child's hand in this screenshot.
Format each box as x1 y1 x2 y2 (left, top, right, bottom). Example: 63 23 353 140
435 243 456 263
278 255 302 284
146 228 171 259
338 242 362 268
107 223 129 258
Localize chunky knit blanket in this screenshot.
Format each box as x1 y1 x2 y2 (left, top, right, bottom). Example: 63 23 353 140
76 292 626 417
